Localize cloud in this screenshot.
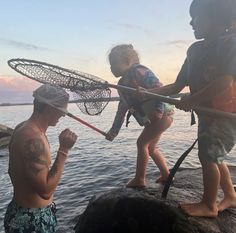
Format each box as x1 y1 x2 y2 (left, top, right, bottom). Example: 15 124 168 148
0 76 40 103
118 23 142 30
157 39 193 47
107 20 152 35
0 38 50 51
154 39 194 52
0 76 39 91
118 23 152 34
166 40 193 46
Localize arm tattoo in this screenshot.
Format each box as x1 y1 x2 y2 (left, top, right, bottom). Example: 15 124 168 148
48 163 58 179
24 138 48 175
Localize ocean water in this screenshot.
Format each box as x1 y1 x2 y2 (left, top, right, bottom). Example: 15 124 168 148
0 102 236 232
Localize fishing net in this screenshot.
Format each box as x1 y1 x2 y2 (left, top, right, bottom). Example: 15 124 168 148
8 59 111 115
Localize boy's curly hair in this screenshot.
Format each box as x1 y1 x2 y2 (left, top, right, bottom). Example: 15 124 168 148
190 0 236 29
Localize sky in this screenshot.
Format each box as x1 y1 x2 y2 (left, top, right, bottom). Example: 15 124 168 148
0 0 195 103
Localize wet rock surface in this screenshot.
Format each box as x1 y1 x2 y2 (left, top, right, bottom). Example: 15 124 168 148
75 167 236 233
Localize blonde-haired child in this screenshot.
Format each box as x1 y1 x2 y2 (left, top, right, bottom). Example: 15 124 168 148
106 44 174 187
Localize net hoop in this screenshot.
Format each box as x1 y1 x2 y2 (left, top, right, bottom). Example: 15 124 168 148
8 58 111 115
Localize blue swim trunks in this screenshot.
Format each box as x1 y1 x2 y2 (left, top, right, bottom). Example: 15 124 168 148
198 116 236 164
4 201 57 233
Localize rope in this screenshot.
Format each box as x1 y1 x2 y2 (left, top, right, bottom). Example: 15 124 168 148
161 138 198 199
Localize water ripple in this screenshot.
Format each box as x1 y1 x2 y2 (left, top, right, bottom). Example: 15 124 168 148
0 103 236 232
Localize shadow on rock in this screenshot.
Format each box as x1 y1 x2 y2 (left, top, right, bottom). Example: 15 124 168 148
74 189 198 233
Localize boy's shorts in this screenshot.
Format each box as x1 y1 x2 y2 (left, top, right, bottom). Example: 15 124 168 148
198 116 236 164
4 200 57 233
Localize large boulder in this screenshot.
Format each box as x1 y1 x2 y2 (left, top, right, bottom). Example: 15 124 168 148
75 167 236 233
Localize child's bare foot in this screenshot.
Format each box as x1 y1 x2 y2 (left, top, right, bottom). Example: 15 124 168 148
126 178 146 188
180 202 218 217
156 175 174 184
218 196 236 212
155 175 169 184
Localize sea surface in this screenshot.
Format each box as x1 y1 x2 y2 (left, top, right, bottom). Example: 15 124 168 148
1 102 236 232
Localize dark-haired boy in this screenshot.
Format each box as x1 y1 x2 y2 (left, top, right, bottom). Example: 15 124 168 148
149 0 236 217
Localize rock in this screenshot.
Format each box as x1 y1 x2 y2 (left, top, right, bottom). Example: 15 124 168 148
74 167 236 233
0 124 13 149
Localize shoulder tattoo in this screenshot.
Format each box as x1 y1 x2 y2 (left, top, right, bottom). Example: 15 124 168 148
24 138 48 175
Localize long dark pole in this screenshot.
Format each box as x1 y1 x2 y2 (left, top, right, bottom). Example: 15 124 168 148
108 83 236 120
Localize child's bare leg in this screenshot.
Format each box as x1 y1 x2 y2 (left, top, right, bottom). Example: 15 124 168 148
149 115 172 183
150 146 170 183
180 156 219 217
126 128 150 188
217 162 236 211
126 148 149 187
126 114 172 188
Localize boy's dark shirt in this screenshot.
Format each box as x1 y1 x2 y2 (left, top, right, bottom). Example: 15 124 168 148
176 30 236 108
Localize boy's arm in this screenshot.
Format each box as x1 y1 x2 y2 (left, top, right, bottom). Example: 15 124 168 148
148 59 189 96
149 82 186 96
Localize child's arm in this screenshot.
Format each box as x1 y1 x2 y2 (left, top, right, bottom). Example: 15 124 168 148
106 100 129 141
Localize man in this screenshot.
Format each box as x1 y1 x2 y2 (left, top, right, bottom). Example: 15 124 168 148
4 84 77 233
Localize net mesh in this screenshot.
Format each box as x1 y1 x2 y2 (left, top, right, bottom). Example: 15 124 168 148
8 59 111 115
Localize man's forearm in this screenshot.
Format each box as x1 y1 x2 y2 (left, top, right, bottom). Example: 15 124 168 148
40 151 67 199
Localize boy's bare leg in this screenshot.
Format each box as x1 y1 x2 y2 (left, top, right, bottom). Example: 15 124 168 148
217 162 236 211
180 157 219 217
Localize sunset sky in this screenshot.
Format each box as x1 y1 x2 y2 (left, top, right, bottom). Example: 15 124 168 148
0 0 195 103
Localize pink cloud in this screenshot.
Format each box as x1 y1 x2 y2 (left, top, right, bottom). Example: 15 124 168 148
0 75 119 103
0 75 40 91
0 75 40 103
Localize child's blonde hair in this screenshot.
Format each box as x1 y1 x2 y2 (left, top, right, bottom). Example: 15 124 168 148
108 44 140 64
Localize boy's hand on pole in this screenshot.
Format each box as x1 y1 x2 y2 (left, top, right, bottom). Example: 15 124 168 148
135 86 147 100
176 94 193 112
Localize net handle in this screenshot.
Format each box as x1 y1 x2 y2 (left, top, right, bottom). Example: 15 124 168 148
66 112 107 136
108 83 236 120
46 103 107 137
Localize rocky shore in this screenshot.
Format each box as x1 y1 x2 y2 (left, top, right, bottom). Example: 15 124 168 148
75 166 236 233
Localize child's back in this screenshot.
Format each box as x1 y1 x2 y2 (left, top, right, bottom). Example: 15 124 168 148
106 44 174 187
